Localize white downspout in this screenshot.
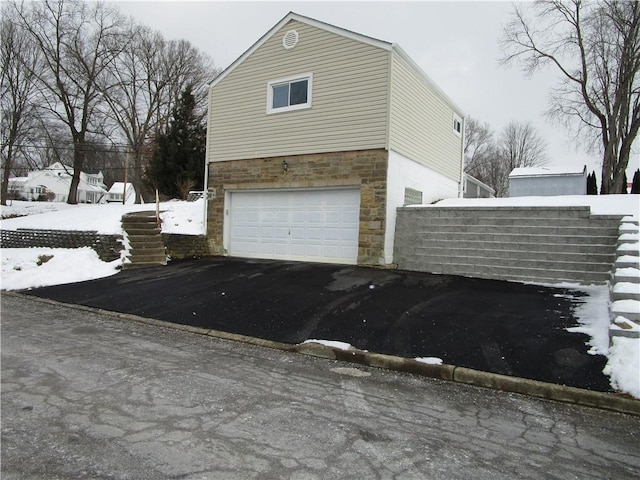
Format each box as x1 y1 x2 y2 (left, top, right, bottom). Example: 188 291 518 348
203 84 212 237
459 115 466 198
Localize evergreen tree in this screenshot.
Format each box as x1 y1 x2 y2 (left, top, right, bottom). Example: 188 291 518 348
146 85 206 199
587 171 598 195
631 169 640 194
620 172 628 193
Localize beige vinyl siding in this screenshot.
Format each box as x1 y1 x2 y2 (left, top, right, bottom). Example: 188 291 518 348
208 20 390 162
388 52 462 181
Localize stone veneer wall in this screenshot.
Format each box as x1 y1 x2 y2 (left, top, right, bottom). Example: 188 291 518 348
162 234 210 260
207 149 388 265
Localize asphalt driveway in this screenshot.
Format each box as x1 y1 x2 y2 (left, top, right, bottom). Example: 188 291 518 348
25 257 610 391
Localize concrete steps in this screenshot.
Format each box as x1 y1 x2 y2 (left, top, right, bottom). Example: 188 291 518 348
609 217 640 340
394 206 623 285
121 212 167 268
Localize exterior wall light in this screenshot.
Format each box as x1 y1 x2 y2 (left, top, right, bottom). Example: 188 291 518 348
282 160 289 173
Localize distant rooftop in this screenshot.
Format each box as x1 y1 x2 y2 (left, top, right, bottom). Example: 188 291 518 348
509 166 586 178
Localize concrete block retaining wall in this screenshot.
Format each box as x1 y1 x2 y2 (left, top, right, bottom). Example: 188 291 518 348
0 229 124 262
393 206 623 285
1 229 210 264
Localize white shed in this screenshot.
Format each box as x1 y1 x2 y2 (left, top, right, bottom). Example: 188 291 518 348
107 182 136 204
509 166 587 197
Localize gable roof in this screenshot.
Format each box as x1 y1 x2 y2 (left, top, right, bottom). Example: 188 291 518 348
209 11 463 115
210 12 391 89
108 182 135 194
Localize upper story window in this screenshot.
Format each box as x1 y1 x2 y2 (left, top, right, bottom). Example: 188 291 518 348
453 114 463 136
267 73 313 114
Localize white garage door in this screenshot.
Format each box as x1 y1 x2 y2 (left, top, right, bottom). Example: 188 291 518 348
229 188 360 264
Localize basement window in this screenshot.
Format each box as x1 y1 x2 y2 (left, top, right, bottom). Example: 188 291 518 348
404 187 423 206
267 73 313 114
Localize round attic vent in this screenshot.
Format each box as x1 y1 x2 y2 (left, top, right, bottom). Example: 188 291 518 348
283 30 299 50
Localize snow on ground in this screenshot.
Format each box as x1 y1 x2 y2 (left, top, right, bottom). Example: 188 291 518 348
0 199 205 235
1 196 639 398
433 194 639 220
565 286 612 356
0 201 78 219
415 357 444 365
603 337 640 398
303 339 355 351
0 247 121 291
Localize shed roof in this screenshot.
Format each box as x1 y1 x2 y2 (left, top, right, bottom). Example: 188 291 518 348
509 166 587 178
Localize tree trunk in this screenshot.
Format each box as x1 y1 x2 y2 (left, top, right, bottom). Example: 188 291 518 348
600 136 617 194
134 149 143 204
1 150 12 206
68 138 84 204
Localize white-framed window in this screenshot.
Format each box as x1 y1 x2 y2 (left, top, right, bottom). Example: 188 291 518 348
267 73 313 114
453 114 463 136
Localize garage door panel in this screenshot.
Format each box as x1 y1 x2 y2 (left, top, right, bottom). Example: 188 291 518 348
229 189 360 264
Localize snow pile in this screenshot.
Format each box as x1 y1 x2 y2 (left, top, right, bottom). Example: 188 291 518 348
603 337 640 398
565 286 611 355
159 199 206 235
0 247 120 291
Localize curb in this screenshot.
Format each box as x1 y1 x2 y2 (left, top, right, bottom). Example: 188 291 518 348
8 292 640 417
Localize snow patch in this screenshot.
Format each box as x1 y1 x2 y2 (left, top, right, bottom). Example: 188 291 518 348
603 337 640 398
613 282 640 294
302 339 355 351
612 299 640 314
415 357 443 365
566 285 611 356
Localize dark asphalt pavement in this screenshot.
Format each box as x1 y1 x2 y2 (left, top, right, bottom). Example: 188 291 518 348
25 257 610 392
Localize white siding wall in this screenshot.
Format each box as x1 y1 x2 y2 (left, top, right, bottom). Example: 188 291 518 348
384 149 459 263
208 20 390 162
388 51 463 182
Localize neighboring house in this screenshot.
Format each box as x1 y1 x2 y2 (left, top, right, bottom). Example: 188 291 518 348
107 182 136 205
463 174 495 199
509 166 587 197
7 162 107 203
205 12 465 266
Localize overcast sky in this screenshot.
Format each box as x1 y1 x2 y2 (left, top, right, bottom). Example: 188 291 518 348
114 0 640 180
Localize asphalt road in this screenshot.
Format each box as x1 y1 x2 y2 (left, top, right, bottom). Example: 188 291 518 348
26 257 610 391
2 294 639 480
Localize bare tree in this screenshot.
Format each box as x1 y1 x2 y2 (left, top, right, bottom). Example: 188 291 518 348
0 5 43 205
99 22 216 203
497 120 548 196
10 0 126 204
464 117 495 178
464 119 547 197
501 0 640 194
161 39 216 131
499 120 548 170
